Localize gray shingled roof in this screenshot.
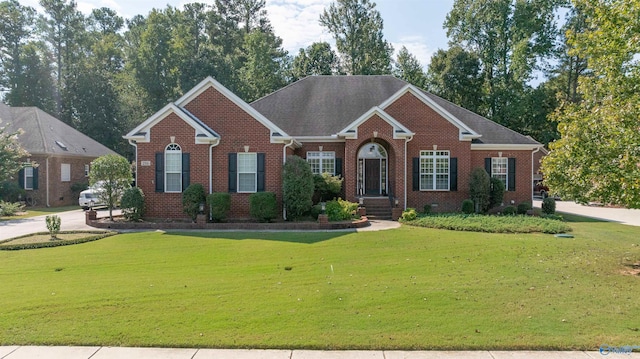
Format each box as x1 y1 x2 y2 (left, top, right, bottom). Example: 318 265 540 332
250 75 539 145
0 102 116 157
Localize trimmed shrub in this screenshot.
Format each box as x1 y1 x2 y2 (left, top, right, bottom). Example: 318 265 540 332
314 173 343 202
325 198 358 221
0 181 26 202
517 202 532 215
401 208 418 221
469 167 490 213
182 184 206 222
46 215 61 239
283 155 314 220
461 199 475 214
423 204 431 215
121 187 145 221
309 204 322 220
250 192 278 222
489 177 505 209
71 182 88 195
502 206 517 215
542 197 556 215
0 201 24 216
207 193 231 222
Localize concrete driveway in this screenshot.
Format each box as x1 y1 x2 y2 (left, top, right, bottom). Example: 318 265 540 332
0 208 120 241
534 199 640 226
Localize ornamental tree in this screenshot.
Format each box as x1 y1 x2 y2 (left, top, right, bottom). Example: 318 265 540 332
89 154 132 220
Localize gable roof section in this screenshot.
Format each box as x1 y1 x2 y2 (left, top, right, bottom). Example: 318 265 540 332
176 76 290 140
337 106 414 139
250 75 542 148
1 102 116 157
124 103 219 144
379 85 480 141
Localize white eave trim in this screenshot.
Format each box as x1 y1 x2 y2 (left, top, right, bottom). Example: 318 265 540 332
379 85 481 140
294 135 345 143
123 104 219 144
337 106 415 140
175 76 290 140
471 144 543 151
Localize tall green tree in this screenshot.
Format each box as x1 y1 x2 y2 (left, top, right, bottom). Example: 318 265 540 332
319 0 393 75
0 0 36 96
444 0 560 128
239 30 288 101
292 42 337 80
426 46 484 114
393 46 427 88
541 0 640 208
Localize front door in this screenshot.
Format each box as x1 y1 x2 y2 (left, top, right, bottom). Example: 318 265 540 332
365 159 380 195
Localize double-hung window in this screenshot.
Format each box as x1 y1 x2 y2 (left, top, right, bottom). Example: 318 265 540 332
24 166 34 190
307 151 335 175
238 153 257 192
165 143 182 192
420 150 450 190
491 157 508 188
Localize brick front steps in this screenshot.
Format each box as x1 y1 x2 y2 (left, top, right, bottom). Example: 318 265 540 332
86 212 370 231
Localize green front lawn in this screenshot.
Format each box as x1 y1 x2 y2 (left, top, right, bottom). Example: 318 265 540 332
1 222 639 350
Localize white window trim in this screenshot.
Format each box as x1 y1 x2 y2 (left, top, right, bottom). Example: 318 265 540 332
165 143 182 193
61 163 71 182
491 157 508 189
307 151 336 175
24 166 34 190
237 152 257 193
420 150 450 191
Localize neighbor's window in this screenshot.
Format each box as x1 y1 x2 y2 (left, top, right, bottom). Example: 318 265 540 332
491 157 508 188
307 151 335 175
165 143 182 192
420 150 449 190
238 153 257 192
61 163 71 182
24 166 34 190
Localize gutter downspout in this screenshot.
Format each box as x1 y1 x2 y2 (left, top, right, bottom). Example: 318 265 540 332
404 135 414 210
46 157 50 207
128 140 138 187
282 139 296 220
531 146 541 204
209 139 221 194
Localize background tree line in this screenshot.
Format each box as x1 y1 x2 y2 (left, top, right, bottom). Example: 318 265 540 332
1 0 637 206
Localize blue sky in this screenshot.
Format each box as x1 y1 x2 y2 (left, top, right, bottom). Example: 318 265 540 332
21 0 455 68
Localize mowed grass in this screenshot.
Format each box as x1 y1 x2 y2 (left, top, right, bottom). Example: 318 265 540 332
0 205 80 221
1 223 640 350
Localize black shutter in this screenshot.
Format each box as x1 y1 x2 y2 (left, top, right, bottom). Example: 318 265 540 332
182 153 190 191
412 157 420 191
228 153 237 193
335 158 343 177
33 167 39 190
18 168 24 188
484 158 491 175
508 158 516 191
155 152 164 192
257 153 265 192
450 158 458 191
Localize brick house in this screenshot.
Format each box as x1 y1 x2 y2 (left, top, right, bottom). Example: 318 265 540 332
0 102 117 207
124 76 542 220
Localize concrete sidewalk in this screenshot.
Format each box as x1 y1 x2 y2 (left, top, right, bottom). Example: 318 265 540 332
1 347 634 359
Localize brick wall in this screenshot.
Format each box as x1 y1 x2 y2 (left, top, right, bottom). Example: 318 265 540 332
136 87 284 220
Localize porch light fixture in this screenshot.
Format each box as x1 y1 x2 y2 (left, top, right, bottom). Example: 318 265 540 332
199 202 205 214
321 202 326 214
244 145 250 153
394 198 399 207
359 197 364 205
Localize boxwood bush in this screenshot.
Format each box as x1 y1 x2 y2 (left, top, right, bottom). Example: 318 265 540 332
121 187 145 221
517 201 532 215
542 197 556 214
461 199 475 214
182 184 206 222
207 192 231 222
250 192 278 222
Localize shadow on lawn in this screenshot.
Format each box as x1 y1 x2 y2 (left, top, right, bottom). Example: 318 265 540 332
161 230 353 244
559 212 611 223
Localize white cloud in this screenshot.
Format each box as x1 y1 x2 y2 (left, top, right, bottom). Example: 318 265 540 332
391 35 435 69
265 0 334 54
